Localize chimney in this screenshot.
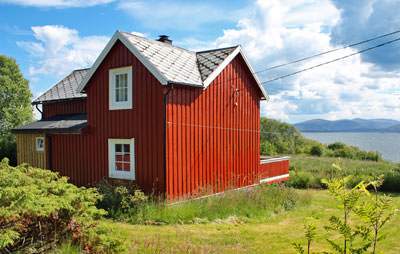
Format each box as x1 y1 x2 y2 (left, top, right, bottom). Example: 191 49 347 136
157 35 172 45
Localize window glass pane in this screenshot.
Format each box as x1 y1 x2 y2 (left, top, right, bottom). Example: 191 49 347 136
123 154 130 162
115 144 122 153
123 144 130 153
115 89 120 102
123 162 130 172
115 75 120 88
121 88 127 101
116 154 123 162
120 74 127 88
116 162 123 171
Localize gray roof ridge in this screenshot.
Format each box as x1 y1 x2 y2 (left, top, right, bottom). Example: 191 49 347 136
119 31 196 55
196 45 239 54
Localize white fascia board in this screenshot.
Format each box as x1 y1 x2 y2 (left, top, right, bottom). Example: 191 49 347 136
202 46 269 101
76 31 168 93
238 47 269 101
118 32 168 86
203 46 241 89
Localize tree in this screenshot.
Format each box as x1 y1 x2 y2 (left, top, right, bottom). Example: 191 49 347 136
0 54 32 165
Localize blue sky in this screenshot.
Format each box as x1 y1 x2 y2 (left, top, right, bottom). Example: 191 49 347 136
1 0 400 123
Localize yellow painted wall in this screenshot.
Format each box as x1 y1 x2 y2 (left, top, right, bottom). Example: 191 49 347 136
16 133 47 169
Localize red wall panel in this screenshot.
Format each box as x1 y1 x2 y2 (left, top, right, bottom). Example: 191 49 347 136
49 40 165 193
166 55 262 199
260 160 290 182
42 99 86 119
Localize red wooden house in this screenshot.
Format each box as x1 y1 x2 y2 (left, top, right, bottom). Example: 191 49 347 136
13 31 289 199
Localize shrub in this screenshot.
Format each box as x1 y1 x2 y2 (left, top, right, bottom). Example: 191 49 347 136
96 180 148 219
0 158 124 253
310 145 323 156
260 141 276 155
327 142 346 150
286 171 311 189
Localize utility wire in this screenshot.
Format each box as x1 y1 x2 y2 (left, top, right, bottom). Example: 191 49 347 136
261 36 400 84
255 30 400 74
198 30 400 90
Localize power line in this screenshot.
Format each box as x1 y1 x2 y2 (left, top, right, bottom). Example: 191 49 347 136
200 30 400 90
261 36 400 84
255 30 400 74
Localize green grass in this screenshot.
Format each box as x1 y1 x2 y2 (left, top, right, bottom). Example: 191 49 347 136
97 189 399 254
288 154 400 191
130 184 310 224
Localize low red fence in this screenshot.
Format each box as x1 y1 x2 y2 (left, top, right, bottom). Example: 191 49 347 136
259 156 290 184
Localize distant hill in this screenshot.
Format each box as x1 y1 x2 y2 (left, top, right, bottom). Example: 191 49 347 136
295 118 400 132
385 123 400 132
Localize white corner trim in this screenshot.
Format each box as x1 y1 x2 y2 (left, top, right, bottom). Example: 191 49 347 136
76 31 168 93
260 174 290 184
108 138 135 180
203 46 269 101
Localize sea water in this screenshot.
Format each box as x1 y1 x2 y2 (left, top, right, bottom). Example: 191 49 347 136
302 132 400 163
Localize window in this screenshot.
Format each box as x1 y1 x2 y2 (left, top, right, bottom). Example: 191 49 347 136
108 138 135 180
36 137 45 151
109 66 132 110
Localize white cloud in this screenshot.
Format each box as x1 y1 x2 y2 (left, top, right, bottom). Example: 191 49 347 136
0 0 114 7
17 25 109 77
211 0 400 122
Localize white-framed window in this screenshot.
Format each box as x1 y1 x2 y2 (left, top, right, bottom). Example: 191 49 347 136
109 66 132 110
108 138 135 180
35 137 45 151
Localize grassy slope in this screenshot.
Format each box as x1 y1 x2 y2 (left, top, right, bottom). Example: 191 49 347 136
290 154 399 172
105 189 400 253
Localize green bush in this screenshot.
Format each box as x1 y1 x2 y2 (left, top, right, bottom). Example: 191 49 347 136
310 145 323 156
0 158 124 253
96 180 148 219
260 141 276 155
327 142 346 150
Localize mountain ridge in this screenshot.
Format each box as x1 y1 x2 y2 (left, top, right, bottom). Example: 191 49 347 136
294 118 400 132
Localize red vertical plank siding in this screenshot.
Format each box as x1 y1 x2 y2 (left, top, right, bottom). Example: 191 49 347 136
42 99 86 119
49 41 165 194
166 54 262 199
260 160 290 184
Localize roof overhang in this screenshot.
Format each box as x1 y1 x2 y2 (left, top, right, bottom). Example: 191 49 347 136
76 31 169 93
203 46 269 101
12 114 88 135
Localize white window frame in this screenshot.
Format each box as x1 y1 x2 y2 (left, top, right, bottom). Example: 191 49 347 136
109 66 132 110
35 137 45 151
108 138 135 180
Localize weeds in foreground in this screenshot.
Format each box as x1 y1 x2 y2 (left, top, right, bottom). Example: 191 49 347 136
293 164 396 254
130 184 310 224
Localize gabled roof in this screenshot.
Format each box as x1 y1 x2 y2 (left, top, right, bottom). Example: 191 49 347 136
76 30 268 100
33 69 88 104
12 114 87 134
